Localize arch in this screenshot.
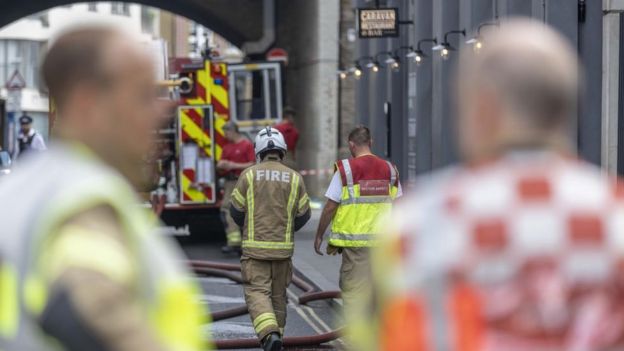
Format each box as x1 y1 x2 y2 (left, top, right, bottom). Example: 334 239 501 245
0 0 264 48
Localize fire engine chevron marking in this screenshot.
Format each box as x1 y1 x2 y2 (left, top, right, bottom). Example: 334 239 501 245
180 109 212 157
181 173 207 202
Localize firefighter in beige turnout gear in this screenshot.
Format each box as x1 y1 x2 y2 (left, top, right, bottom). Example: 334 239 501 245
230 127 311 351
0 27 208 351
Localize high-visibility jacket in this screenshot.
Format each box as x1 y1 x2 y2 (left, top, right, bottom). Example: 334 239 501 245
231 158 310 260
329 155 399 248
0 143 209 351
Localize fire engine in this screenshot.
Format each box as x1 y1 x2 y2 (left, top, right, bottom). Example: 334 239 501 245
152 56 283 238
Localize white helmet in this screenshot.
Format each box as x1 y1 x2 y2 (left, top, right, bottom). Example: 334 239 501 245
254 127 287 159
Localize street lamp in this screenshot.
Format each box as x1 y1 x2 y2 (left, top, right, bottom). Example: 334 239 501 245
466 21 499 53
353 65 363 78
366 60 380 73
412 38 437 66
376 51 401 72
432 29 466 60
355 56 379 73
337 70 348 80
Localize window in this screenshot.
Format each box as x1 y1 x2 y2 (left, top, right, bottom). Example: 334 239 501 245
229 63 282 122
0 40 44 89
88 3 97 12
111 2 130 16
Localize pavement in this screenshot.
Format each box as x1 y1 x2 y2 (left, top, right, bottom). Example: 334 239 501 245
181 208 344 350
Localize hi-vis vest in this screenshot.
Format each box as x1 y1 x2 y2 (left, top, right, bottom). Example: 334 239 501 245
329 156 399 248
0 144 209 351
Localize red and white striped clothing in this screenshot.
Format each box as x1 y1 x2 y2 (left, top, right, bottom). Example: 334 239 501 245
376 151 624 351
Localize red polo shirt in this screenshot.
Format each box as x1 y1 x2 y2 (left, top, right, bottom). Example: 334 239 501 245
274 120 299 154
220 138 255 177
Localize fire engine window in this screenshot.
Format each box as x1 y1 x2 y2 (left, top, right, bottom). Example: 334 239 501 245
233 70 266 121
268 69 279 119
229 63 282 123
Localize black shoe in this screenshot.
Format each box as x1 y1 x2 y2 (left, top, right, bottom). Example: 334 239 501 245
262 332 282 351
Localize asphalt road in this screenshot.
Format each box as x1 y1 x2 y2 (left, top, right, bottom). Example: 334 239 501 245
181 208 344 351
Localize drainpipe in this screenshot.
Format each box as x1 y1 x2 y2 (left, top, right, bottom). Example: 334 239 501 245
242 0 276 54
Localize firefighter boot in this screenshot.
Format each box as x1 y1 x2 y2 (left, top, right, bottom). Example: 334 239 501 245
262 332 282 351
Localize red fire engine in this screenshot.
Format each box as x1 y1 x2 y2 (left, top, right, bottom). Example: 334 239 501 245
152 57 283 238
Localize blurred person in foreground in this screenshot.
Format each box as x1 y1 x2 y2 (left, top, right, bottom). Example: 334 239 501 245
359 18 624 351
0 27 209 351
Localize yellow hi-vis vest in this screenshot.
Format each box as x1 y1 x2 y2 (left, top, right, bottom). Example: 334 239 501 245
328 157 399 248
0 143 210 351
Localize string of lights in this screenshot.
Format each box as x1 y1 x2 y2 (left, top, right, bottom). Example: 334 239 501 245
338 20 499 79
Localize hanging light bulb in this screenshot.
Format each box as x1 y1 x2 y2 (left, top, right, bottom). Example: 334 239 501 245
391 60 400 71
415 54 423 66
441 47 450 60
354 66 362 78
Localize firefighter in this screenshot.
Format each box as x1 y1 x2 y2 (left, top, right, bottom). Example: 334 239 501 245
17 114 46 156
217 121 255 254
313 125 402 316
273 107 299 169
229 126 311 351
363 18 624 351
0 27 208 351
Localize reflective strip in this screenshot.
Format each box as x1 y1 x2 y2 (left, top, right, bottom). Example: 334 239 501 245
298 193 309 210
329 233 378 242
253 312 279 334
341 159 355 199
0 264 18 337
231 188 246 207
242 241 294 250
226 231 242 245
285 174 299 242
41 224 135 285
386 161 397 186
341 195 393 204
152 280 209 351
246 171 255 241
23 274 47 316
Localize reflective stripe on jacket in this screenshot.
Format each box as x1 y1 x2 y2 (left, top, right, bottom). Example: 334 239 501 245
329 155 399 248
0 143 209 351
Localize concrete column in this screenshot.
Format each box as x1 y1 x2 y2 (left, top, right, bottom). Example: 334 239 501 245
432 0 460 169
282 0 340 197
410 0 434 178
338 0 357 159
602 10 620 173
578 0 603 165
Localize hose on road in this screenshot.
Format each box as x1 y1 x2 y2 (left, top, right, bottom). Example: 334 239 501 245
189 260 343 349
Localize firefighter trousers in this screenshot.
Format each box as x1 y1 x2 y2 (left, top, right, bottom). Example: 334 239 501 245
339 247 371 315
241 257 293 340
221 179 242 247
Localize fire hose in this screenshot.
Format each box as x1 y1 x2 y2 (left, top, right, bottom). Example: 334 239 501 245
189 260 343 349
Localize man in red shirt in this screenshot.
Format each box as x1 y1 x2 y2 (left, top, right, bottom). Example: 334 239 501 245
217 121 255 254
273 107 299 169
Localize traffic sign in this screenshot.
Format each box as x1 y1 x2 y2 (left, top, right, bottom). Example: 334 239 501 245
266 48 288 65
5 70 25 91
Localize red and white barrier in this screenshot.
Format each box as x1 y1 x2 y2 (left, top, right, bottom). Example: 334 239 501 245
298 168 334 176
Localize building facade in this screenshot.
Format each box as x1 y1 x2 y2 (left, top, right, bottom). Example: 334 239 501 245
345 0 604 188
0 2 160 151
